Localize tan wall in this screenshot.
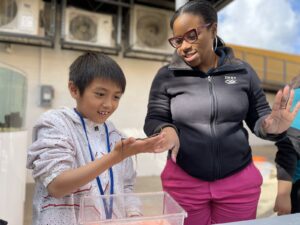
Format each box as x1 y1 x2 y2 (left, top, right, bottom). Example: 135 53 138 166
230 44 300 85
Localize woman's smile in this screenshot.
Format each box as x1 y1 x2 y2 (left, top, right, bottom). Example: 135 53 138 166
184 51 198 62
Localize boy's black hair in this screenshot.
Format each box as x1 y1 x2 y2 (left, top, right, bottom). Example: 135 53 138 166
170 0 225 49
69 52 126 95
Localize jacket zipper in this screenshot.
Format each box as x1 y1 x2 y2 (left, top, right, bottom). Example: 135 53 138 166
208 75 220 180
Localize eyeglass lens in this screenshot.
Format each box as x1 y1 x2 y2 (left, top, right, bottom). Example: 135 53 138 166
170 29 198 48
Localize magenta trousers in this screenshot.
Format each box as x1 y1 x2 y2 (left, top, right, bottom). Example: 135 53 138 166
161 160 263 225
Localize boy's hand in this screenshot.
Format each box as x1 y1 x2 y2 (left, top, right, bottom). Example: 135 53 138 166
115 133 166 159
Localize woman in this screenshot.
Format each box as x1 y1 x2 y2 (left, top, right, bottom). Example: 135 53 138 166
144 1 300 225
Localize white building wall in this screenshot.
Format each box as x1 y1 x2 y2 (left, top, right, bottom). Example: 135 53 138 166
0 131 27 225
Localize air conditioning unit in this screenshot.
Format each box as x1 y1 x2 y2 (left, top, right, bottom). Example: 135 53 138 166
0 0 40 35
64 7 115 48
129 5 174 55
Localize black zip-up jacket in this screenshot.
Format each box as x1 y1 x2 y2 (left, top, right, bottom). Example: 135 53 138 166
144 47 285 181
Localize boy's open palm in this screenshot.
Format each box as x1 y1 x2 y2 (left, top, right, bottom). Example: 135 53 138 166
116 133 166 158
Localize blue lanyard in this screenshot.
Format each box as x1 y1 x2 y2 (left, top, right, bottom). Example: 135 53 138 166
74 109 114 219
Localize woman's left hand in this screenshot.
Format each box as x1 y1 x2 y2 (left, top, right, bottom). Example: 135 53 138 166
263 85 300 134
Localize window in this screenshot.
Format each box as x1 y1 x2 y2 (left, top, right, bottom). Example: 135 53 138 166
0 64 27 131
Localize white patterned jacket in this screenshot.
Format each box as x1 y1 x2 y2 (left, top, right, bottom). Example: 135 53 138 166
27 107 139 225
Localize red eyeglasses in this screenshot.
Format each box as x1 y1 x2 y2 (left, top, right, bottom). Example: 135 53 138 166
168 23 211 48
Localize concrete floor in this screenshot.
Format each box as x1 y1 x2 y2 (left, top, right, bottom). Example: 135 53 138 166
23 145 279 225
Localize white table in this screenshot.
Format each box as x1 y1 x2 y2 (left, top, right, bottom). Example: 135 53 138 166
216 213 300 225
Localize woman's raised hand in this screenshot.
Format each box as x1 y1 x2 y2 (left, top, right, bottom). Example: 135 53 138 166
263 85 300 134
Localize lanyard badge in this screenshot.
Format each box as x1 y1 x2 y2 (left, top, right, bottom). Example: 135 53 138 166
74 108 114 219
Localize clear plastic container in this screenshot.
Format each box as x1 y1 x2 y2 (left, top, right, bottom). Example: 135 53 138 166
78 191 187 225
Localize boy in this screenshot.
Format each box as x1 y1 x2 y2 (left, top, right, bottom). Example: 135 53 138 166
27 52 165 225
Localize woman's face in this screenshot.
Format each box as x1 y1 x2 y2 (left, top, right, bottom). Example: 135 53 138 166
172 13 215 68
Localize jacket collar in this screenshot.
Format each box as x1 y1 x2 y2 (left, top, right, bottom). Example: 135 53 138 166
168 46 244 74
168 52 193 71
61 107 104 131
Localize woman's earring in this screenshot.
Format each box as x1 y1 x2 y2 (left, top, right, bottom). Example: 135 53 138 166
212 36 218 52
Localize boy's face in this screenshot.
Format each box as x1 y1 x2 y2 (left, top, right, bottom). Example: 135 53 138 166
69 78 123 124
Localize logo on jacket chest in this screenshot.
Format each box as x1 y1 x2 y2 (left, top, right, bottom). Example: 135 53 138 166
224 76 237 84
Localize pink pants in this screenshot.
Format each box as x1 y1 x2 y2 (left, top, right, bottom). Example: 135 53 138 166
161 160 263 225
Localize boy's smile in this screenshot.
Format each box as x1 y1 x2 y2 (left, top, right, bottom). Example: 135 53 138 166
70 78 122 124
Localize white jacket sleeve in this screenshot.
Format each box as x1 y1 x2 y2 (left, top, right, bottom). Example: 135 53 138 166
27 111 76 188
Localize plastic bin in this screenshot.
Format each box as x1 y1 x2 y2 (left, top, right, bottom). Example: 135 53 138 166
78 192 187 225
